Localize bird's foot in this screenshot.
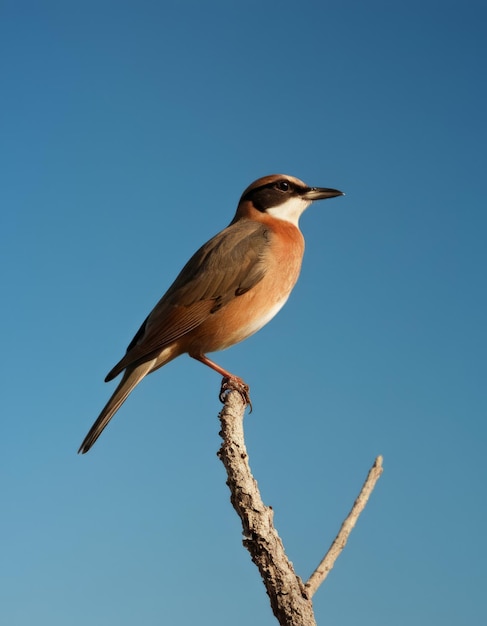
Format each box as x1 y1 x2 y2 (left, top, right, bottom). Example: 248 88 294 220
219 376 253 412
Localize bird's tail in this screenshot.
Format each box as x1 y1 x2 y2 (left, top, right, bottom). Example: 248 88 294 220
78 359 156 454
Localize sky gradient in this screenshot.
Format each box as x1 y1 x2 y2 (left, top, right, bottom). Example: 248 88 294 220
1 2 486 625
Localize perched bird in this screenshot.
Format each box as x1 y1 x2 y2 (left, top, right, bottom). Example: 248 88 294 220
78 174 343 453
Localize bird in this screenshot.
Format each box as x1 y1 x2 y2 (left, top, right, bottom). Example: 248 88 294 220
78 174 344 453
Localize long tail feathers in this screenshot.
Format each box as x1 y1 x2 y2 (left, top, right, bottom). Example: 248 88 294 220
78 359 156 454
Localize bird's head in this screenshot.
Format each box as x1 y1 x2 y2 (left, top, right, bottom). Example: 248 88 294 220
234 174 344 226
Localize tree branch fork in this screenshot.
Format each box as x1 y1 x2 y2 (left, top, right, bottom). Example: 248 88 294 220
217 390 383 626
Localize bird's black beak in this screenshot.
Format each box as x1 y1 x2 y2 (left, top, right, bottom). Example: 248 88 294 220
303 187 344 201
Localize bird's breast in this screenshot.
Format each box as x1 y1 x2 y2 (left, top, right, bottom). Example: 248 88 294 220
186 219 305 354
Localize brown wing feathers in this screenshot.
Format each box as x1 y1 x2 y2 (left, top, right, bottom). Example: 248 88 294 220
105 221 271 380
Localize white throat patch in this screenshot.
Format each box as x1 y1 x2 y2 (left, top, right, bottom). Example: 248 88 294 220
266 196 311 226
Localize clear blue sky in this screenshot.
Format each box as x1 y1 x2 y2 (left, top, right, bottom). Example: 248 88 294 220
1 1 486 624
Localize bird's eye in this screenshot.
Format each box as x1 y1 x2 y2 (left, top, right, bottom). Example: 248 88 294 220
275 181 290 192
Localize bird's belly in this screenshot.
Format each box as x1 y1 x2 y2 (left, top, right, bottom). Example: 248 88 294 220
215 293 289 350
185 291 289 354
186 259 300 354
184 217 304 356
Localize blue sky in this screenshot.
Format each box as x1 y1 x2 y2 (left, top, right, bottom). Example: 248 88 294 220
1 1 486 624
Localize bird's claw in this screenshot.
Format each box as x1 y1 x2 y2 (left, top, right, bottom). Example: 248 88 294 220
219 376 253 412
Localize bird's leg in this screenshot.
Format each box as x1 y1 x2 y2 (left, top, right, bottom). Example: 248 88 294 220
190 353 252 411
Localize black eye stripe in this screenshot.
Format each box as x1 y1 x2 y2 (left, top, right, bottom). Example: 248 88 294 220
240 179 300 212
252 180 293 194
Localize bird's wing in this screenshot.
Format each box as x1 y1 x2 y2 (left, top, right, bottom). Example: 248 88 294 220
105 220 271 380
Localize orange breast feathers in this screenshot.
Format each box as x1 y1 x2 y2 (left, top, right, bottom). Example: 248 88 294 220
183 214 305 354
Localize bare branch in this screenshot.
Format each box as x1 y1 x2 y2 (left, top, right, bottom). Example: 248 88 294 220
305 455 384 597
218 390 316 626
218 388 383 624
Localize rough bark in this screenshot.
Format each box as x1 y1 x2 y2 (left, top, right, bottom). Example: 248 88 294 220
217 389 383 625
